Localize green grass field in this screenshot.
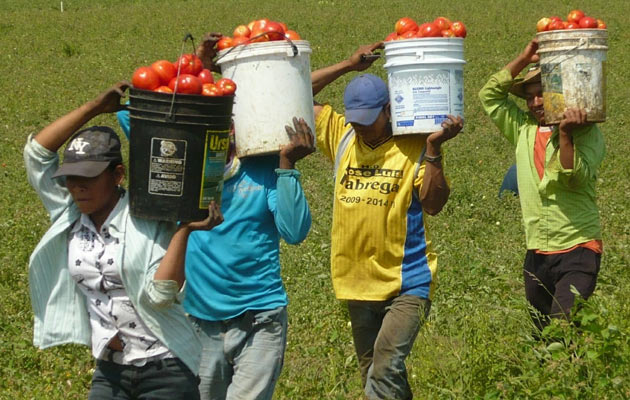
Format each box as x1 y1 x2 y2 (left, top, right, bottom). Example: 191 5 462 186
1 0 629 398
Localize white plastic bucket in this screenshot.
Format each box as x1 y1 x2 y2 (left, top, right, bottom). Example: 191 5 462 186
383 38 465 135
536 29 608 124
216 41 315 157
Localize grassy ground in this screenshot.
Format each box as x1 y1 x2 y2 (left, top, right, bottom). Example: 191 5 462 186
1 0 629 398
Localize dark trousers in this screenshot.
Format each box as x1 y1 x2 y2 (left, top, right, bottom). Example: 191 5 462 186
88 358 200 400
523 247 601 331
348 295 431 400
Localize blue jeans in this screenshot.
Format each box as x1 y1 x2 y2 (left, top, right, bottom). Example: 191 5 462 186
88 358 200 400
190 307 288 400
348 295 431 400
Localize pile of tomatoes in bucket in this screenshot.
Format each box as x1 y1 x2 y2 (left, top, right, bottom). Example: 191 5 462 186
536 9 606 32
131 55 236 96
216 18 302 50
385 17 467 41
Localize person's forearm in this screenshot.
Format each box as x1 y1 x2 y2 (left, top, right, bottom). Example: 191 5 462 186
505 53 531 79
34 100 102 152
153 226 191 289
420 160 450 215
420 139 450 215
558 130 575 169
312 59 354 96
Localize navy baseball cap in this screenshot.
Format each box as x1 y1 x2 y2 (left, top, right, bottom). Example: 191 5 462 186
344 74 389 126
52 126 123 178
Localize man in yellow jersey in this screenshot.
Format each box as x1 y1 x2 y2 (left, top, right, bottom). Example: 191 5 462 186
311 43 463 400
479 39 605 331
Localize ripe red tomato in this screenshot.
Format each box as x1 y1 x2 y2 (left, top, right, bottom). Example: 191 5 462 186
168 74 202 95
395 17 418 35
216 78 237 96
548 20 566 31
419 22 441 37
247 20 257 32
434 17 452 31
198 69 214 84
232 36 249 47
174 54 203 76
154 86 173 93
578 16 598 29
566 22 580 29
202 83 223 97
567 10 585 23
536 17 552 32
252 18 270 32
284 30 302 40
132 66 160 91
400 30 417 39
441 29 456 37
549 16 562 23
597 19 607 29
384 32 398 41
151 60 177 86
250 19 271 42
278 21 289 33
216 37 234 50
263 21 286 41
451 21 467 38
233 25 251 38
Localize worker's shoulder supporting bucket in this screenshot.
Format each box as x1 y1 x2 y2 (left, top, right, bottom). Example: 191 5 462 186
384 38 466 135
128 88 233 222
216 40 315 157
536 29 608 124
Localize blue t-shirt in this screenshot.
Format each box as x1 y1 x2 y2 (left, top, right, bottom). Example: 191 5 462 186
117 110 312 321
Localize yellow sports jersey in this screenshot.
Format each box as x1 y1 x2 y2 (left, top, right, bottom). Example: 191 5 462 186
316 105 438 301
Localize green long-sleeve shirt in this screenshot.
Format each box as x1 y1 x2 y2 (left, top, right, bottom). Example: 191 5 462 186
479 69 605 251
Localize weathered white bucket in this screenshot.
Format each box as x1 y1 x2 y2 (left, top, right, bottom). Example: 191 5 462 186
536 29 608 124
216 41 315 157
383 38 465 135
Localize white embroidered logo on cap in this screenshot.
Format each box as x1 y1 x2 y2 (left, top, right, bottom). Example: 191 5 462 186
68 137 90 155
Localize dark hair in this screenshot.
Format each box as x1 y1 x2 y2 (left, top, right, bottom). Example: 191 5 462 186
106 161 124 172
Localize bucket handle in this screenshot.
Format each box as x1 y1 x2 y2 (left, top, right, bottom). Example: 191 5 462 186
166 33 198 122
214 31 300 63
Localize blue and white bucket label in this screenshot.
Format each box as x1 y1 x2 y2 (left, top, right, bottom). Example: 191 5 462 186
388 68 463 135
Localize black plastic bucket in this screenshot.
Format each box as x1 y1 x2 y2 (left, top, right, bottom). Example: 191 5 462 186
128 87 233 222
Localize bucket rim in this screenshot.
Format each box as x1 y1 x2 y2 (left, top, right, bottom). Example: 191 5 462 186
384 37 465 45
383 60 466 68
129 87 235 104
128 114 233 127
127 106 233 118
536 28 608 39
216 40 312 64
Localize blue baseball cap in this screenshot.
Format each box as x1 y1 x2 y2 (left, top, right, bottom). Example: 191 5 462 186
344 74 389 126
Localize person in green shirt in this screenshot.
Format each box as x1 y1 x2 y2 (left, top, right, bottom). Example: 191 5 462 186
479 38 605 331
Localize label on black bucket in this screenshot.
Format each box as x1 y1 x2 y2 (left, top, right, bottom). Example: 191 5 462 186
199 130 230 209
148 137 187 197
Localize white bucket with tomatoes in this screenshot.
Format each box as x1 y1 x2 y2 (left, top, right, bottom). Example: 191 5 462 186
384 37 465 135
216 40 315 157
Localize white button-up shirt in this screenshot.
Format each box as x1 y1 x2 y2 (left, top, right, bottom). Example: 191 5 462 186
67 197 172 365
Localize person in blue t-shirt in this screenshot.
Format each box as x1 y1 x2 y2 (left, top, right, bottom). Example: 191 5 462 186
118 45 314 397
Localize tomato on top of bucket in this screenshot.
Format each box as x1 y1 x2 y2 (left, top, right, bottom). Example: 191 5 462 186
385 16 467 41
536 9 607 32
131 55 236 97
214 18 303 51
